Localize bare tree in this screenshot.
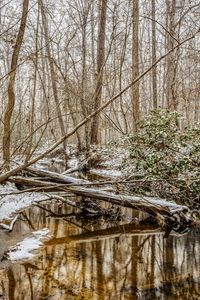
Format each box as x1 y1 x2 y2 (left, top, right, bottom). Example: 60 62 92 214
38 0 67 157
2 0 29 166
25 6 40 161
90 0 108 144
132 0 140 131
151 0 157 109
79 0 92 149
165 0 177 110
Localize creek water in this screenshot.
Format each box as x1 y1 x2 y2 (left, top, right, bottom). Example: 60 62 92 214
0 159 199 299
0 201 199 300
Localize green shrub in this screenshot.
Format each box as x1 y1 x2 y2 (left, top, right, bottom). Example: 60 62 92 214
125 110 200 206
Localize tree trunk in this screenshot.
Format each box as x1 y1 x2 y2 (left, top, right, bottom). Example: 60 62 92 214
165 0 177 110
25 7 39 161
132 0 140 132
80 3 91 150
90 0 108 144
3 0 29 166
151 0 158 109
38 0 67 157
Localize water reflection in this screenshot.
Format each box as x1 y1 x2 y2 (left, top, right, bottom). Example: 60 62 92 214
0 203 199 300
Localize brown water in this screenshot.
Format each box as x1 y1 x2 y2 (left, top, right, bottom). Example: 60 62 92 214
0 201 199 300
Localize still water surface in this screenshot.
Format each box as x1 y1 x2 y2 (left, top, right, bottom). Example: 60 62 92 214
0 201 199 300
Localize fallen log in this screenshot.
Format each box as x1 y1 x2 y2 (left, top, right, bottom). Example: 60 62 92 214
8 175 192 225
25 166 114 192
65 185 190 218
25 166 89 185
9 176 59 188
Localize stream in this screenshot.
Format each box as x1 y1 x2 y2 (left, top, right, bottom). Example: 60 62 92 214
0 201 199 300
0 160 199 299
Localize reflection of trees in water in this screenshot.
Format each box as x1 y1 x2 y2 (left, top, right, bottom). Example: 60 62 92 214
0 206 200 299
7 267 15 300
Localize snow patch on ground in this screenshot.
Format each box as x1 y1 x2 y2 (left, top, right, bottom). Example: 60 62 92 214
89 168 122 178
98 148 128 169
8 228 50 261
101 159 121 167
0 184 48 222
68 158 78 168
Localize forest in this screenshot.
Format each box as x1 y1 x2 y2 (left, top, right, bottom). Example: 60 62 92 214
0 0 200 299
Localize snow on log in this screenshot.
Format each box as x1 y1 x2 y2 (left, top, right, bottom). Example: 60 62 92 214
25 166 89 185
8 175 191 221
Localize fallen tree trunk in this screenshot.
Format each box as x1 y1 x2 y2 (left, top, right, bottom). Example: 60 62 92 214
25 166 89 185
25 166 114 192
8 175 191 221
9 176 59 188
65 185 189 218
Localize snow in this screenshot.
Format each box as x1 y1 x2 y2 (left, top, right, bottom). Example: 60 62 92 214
8 228 50 261
0 215 18 231
89 168 122 178
98 148 128 168
101 159 121 167
67 158 78 168
0 184 48 222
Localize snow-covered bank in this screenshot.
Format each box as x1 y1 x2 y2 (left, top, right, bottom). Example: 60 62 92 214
0 184 48 222
7 228 51 261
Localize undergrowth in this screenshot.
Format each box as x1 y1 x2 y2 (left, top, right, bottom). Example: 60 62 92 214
124 110 200 208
